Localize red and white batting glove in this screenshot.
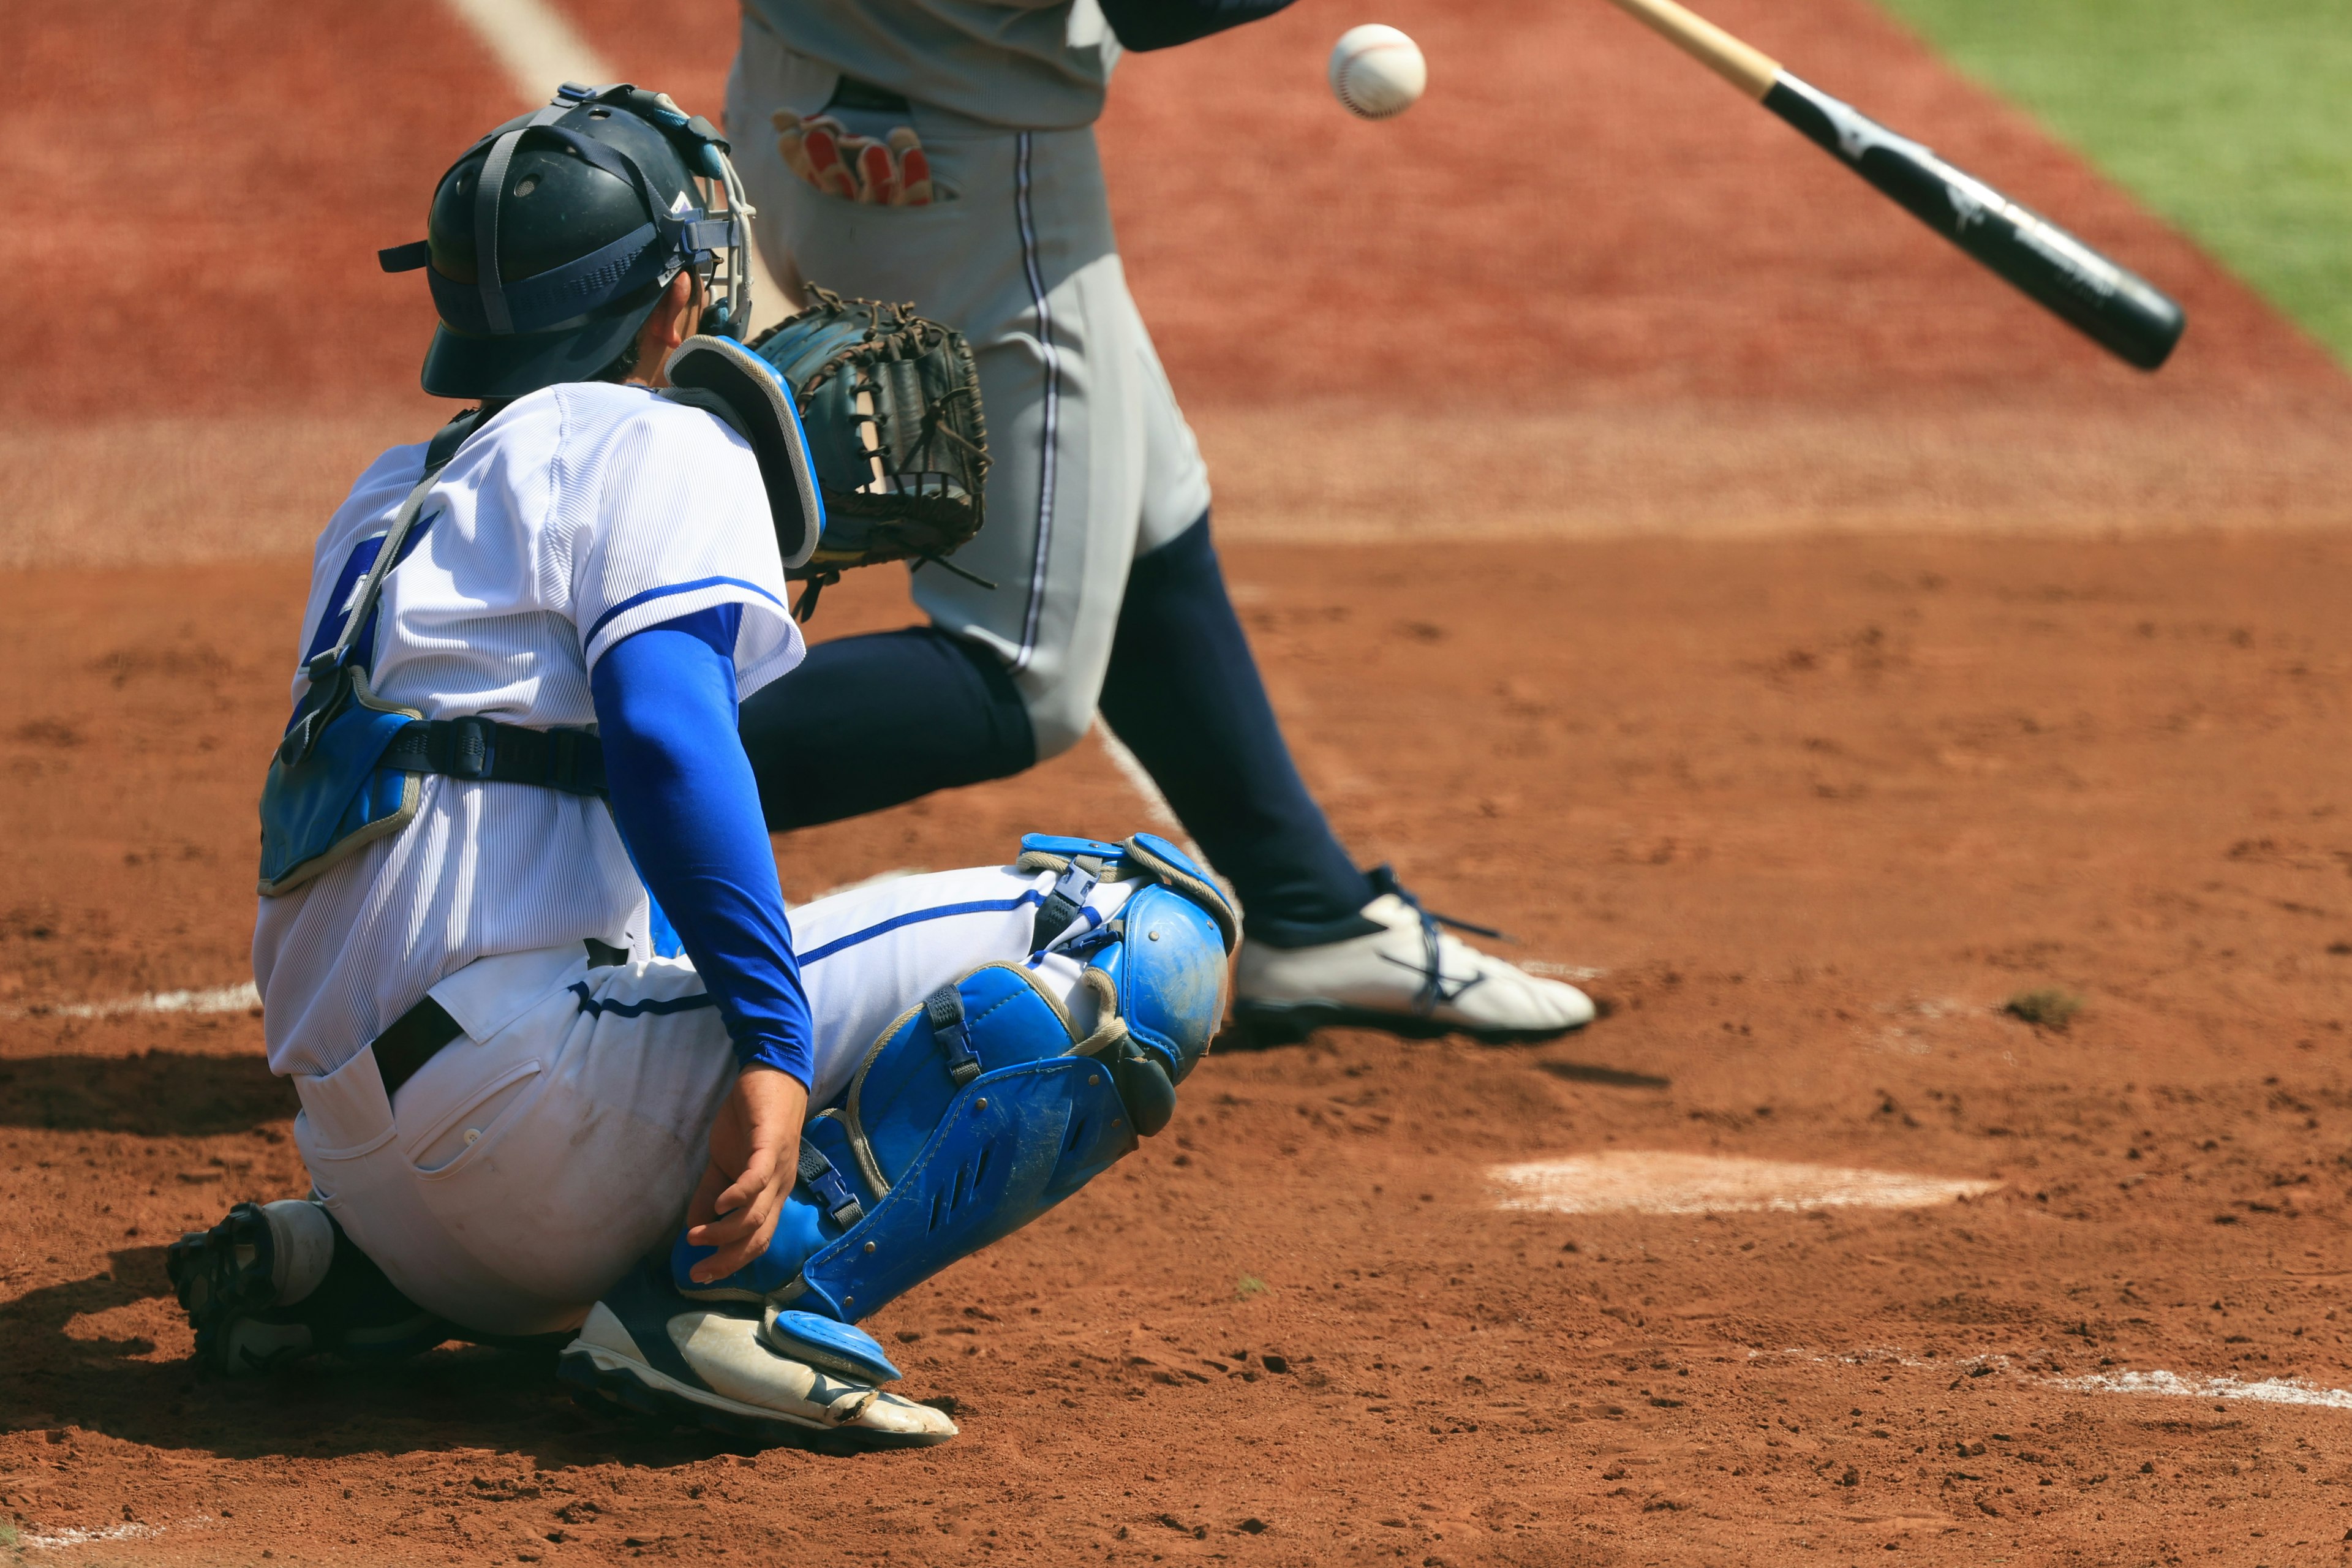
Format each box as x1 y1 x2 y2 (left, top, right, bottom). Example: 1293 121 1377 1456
890 127 933 206
772 110 934 206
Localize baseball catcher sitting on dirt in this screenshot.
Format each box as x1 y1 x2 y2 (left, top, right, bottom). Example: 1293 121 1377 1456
165 82 1232 1452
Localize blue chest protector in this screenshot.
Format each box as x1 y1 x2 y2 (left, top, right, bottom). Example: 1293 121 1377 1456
257 410 608 895
677 832 1237 1326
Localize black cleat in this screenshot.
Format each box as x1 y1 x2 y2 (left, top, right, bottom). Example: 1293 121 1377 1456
167 1202 314 1375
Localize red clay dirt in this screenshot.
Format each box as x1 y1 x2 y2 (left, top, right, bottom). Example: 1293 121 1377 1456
6 0 2352 1563
11 535 2352 1565
8 0 2348 565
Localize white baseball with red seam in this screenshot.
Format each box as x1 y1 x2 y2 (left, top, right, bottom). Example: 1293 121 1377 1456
1327 24 1426 120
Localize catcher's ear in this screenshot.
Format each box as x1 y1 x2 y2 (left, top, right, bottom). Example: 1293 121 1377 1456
662 335 825 568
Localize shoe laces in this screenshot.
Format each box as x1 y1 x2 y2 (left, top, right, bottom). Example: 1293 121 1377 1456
1366 865 1513 1016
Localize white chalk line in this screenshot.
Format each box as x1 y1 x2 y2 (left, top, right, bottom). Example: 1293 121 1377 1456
2051 1368 2352 1411
1753 1347 2352 1414
1520 960 1607 982
1510 1159 2352 1415
2 982 259 1022
13 1510 233 1553
1491 1152 2000 1217
439 0 611 100
18 1519 164 1551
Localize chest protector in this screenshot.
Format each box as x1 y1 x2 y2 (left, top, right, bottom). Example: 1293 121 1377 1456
257 410 607 895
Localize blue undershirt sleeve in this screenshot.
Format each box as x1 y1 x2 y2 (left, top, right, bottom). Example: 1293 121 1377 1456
590 605 814 1086
1097 0 1298 51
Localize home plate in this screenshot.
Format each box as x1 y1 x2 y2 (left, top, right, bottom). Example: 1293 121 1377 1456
1489 1152 2000 1216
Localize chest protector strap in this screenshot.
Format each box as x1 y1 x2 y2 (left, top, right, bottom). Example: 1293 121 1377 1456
257 410 606 896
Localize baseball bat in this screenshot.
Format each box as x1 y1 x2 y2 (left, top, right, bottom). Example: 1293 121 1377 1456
1600 0 2186 371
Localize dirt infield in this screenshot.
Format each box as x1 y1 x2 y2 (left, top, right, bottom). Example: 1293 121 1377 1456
9 0 2349 566
10 534 2352 1563
7 0 2352 1561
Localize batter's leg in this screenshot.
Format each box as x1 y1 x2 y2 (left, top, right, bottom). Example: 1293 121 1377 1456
741 626 1035 831
1095 516 1597 1042
728 47 1136 807
1098 514 1374 943
725 38 1600 1046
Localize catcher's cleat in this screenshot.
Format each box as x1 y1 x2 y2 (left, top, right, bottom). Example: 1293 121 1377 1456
168 1199 444 1375
559 1257 958 1453
1231 868 1596 1048
168 1200 330 1374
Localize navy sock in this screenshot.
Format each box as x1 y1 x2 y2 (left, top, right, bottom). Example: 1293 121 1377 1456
295 1211 448 1361
1099 516 1373 947
737 625 1037 831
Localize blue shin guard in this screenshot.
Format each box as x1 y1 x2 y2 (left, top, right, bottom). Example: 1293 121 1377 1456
677 833 1234 1322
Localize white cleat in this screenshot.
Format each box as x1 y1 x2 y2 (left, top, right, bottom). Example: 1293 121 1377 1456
1233 875 1597 1047
559 1259 957 1451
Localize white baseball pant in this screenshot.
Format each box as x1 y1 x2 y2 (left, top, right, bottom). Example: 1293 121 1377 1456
290 863 1134 1337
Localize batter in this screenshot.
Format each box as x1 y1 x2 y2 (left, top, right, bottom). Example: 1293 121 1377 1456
725 0 1600 1046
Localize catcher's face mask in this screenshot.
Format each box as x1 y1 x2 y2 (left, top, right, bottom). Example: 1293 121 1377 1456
381 81 758 400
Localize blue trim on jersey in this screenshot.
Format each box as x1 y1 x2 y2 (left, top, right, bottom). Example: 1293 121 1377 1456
584 576 786 646
296 513 440 693
797 891 1046 968
285 514 440 737
567 980 720 1019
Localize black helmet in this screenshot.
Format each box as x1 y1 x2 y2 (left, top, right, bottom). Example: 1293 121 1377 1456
380 83 755 401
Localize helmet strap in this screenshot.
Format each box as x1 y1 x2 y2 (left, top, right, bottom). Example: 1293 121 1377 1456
472 102 575 337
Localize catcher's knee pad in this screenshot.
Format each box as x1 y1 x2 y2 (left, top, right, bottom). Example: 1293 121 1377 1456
678 832 1234 1322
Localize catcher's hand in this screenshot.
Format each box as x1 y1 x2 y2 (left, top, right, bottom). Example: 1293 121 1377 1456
684 1066 808 1283
772 110 935 206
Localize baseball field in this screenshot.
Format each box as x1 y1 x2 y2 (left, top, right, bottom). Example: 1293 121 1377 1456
6 0 2352 1562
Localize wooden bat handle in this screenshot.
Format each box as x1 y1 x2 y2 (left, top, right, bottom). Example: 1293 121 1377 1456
1601 0 1781 100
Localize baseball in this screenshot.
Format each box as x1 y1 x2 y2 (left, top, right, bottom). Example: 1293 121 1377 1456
1328 24 1427 120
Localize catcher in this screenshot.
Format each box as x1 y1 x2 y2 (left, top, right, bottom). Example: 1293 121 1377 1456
169 82 1232 1452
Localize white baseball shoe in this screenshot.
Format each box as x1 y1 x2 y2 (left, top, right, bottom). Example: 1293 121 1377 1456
1232 869 1597 1047
559 1257 958 1452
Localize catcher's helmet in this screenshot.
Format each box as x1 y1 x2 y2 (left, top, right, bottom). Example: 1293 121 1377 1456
379 83 755 401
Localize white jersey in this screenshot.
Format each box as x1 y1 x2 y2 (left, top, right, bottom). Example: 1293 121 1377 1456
254 383 803 1080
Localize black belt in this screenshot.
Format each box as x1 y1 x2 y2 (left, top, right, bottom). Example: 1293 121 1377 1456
373 938 630 1098
381 716 606 797
825 77 911 115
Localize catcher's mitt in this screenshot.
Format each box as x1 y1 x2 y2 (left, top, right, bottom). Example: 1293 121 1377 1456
749 285 989 615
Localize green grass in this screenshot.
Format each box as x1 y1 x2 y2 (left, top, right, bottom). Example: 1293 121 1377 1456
1869 0 2352 363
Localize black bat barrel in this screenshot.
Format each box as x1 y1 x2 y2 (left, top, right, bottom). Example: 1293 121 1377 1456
1763 73 2186 371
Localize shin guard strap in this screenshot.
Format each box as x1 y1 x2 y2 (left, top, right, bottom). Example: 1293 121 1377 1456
1030 855 1103 953
797 1143 867 1227
925 985 981 1085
